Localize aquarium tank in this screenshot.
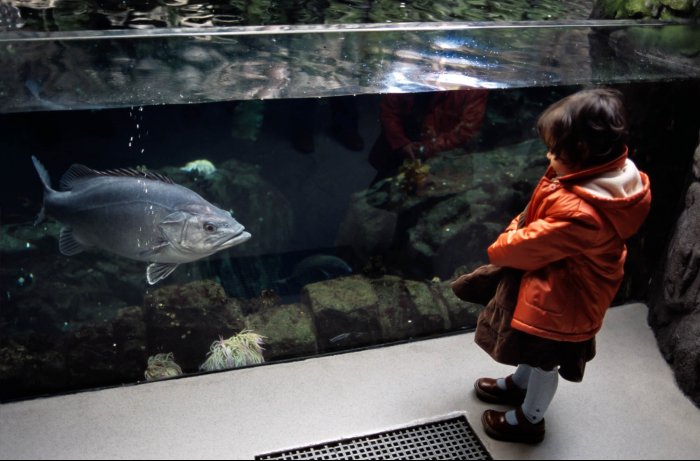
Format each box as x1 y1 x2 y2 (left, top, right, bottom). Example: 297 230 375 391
1 0 698 403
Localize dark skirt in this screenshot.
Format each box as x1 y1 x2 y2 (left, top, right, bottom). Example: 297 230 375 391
473 268 596 383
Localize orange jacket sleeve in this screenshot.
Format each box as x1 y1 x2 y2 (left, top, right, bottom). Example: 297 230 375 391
488 212 602 271
504 214 522 232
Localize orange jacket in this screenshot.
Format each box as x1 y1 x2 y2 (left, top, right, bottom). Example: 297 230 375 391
488 151 651 342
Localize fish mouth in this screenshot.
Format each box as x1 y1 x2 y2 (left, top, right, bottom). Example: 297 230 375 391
220 230 252 248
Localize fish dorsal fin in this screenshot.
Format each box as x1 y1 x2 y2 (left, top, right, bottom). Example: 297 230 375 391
59 164 100 191
59 164 174 191
101 168 175 185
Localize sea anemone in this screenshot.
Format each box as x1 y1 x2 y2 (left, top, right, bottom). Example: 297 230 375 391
144 352 183 381
199 330 265 372
180 159 217 177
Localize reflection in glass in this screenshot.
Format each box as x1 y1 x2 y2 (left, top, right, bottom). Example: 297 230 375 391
9 0 596 32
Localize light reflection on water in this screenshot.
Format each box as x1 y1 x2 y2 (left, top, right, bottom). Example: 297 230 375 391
9 0 595 32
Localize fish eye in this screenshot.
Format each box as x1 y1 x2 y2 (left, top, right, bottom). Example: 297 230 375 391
204 222 217 233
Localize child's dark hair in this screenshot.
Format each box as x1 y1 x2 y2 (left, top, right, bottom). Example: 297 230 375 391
536 88 628 167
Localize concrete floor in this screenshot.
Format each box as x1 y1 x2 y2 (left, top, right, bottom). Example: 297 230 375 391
1 303 699 460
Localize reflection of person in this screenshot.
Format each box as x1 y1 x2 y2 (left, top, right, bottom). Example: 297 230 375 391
368 89 488 183
290 96 364 154
470 89 651 444
281 1 367 155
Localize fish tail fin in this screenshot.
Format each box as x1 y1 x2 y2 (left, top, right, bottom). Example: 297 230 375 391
31 155 51 226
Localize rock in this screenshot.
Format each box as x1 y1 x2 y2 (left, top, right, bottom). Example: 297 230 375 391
337 140 543 280
402 279 452 335
649 136 700 409
0 303 148 400
113 306 149 372
245 302 318 359
0 221 144 336
56 305 146 392
693 134 700 180
303 275 382 351
432 282 484 330
302 274 483 350
337 192 399 264
662 182 700 312
669 312 700 404
144 280 245 372
0 336 68 401
660 0 695 13
592 0 700 20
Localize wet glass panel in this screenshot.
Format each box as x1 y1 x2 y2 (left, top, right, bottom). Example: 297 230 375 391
1 21 698 113
3 77 699 401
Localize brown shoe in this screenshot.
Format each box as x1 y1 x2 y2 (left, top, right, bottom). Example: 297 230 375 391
481 407 545 444
474 375 526 406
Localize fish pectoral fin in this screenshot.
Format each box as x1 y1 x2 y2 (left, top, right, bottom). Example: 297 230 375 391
59 227 89 256
139 241 171 259
146 263 179 285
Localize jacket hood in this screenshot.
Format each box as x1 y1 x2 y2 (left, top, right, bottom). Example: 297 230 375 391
557 151 652 239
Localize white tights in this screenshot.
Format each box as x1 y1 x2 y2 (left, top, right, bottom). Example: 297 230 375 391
505 364 559 425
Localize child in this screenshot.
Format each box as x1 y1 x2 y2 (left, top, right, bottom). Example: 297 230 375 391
472 88 652 444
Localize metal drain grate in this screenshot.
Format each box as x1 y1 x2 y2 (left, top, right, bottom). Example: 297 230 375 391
256 416 491 460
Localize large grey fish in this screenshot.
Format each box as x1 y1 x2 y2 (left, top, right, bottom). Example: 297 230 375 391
32 156 251 285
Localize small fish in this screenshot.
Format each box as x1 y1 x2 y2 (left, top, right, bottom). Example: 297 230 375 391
329 331 366 345
289 254 352 280
32 156 251 284
274 254 352 294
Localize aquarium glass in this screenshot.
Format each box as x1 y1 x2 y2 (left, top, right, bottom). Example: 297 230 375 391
1 0 699 401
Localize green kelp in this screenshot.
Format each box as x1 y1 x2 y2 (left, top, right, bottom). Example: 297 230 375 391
200 330 265 371
144 353 183 381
